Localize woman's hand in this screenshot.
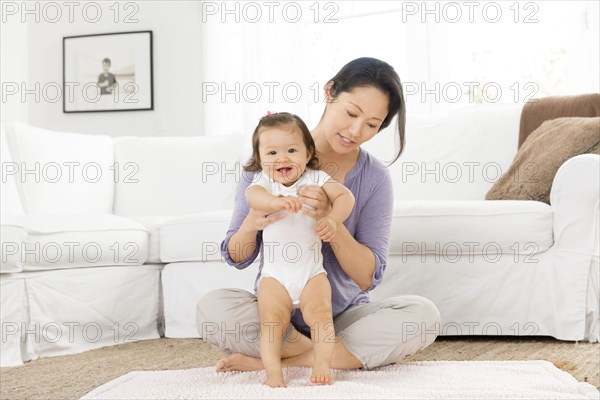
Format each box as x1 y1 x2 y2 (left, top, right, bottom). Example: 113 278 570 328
229 207 285 263
297 185 331 219
243 207 286 232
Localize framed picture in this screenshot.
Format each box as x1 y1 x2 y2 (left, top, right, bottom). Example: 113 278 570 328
63 31 153 113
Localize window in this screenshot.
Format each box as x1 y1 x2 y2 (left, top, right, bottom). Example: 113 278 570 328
436 1 600 112
200 1 599 135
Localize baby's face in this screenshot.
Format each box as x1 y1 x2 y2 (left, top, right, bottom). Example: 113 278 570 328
258 126 311 186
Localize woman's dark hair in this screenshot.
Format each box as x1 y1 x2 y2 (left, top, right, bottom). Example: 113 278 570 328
243 112 319 172
102 58 111 65
326 57 406 165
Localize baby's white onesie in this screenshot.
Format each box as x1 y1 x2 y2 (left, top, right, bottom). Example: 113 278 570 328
248 168 331 307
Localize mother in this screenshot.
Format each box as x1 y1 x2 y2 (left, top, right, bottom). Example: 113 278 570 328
197 57 441 371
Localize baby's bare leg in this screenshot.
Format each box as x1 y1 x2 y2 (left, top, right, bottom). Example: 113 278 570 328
257 277 292 388
299 273 335 384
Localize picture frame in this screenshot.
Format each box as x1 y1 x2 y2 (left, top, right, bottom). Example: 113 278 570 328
63 31 153 113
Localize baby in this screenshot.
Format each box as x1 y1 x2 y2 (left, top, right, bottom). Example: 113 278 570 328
244 112 355 387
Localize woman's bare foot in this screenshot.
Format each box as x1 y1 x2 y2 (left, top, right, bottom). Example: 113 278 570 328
215 353 263 372
310 359 332 384
264 369 286 388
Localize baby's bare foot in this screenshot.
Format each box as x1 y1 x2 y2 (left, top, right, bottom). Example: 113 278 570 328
310 360 332 385
215 353 263 372
264 369 286 388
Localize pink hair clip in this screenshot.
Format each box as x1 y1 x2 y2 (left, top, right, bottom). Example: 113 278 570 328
260 111 274 120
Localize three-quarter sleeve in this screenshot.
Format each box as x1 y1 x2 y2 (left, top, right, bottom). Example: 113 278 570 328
220 171 262 269
353 167 394 291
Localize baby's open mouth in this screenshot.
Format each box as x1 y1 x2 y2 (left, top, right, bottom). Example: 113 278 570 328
277 167 292 174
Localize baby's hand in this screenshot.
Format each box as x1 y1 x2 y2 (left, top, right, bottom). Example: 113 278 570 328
271 195 303 213
316 216 338 242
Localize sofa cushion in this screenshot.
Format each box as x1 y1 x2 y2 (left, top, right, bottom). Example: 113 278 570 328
486 117 600 204
129 216 175 263
0 214 148 271
113 134 248 217
5 123 114 215
1 125 25 215
0 224 27 273
389 200 553 256
160 210 232 262
363 104 523 200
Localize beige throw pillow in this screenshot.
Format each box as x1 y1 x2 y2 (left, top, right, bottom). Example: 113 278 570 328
486 117 599 204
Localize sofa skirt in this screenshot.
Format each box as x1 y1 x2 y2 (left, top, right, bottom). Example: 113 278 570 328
0 265 162 367
162 261 259 338
161 250 597 343
373 249 597 342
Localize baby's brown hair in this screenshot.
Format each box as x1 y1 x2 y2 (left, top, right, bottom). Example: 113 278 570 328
243 112 319 172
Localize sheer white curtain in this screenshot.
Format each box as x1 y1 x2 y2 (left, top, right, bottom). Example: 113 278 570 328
434 1 600 113
200 4 307 136
199 1 412 136
200 1 599 136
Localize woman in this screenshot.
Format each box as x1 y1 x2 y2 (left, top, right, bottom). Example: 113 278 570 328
197 57 441 372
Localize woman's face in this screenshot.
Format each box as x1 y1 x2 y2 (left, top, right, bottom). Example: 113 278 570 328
322 85 389 155
258 125 311 186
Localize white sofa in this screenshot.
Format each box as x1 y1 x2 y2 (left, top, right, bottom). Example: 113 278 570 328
1 103 598 368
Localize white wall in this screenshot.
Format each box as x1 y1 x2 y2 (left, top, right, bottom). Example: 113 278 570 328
1 13 29 124
7 1 599 138
23 1 204 137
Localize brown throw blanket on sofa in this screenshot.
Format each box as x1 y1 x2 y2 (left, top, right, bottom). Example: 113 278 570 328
519 93 600 147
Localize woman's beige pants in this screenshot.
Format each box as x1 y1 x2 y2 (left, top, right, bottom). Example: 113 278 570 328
197 288 441 369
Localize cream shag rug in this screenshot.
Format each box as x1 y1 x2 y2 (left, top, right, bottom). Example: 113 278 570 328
81 360 599 399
